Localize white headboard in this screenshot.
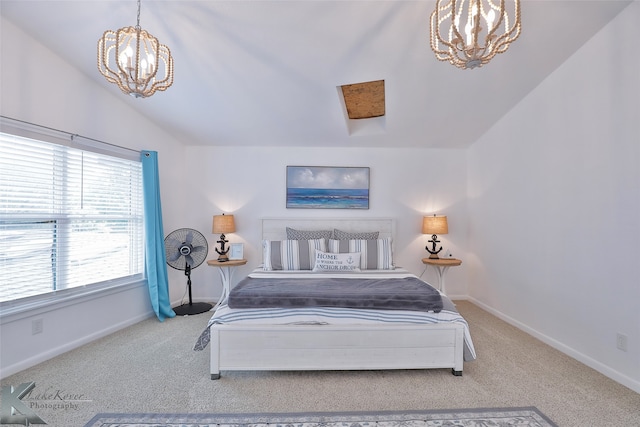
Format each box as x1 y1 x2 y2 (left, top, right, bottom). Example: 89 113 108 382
262 217 395 241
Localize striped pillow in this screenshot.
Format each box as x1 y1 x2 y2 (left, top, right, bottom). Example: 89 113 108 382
263 239 326 271
328 238 394 270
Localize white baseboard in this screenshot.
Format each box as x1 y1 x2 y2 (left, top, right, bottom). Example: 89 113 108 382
1 310 154 379
467 296 640 394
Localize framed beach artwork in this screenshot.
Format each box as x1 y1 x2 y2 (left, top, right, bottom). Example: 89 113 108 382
286 166 370 209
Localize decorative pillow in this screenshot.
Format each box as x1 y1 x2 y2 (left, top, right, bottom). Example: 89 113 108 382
328 238 394 270
263 239 326 271
312 250 361 272
286 227 333 241
332 229 379 240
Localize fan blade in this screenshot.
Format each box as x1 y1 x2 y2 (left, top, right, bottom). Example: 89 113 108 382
168 251 182 262
166 237 181 250
184 231 193 245
191 245 206 253
185 255 194 267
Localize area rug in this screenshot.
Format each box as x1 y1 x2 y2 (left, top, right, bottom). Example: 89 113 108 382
83 407 558 427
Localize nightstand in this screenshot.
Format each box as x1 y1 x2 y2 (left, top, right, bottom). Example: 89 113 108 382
207 259 247 307
421 257 462 295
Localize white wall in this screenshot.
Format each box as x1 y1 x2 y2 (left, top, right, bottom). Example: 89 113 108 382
467 2 640 392
0 17 188 377
182 146 469 303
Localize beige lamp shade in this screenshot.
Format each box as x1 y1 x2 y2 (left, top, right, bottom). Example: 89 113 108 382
422 215 448 235
212 214 236 234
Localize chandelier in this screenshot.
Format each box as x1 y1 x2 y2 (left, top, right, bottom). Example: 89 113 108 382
430 0 521 69
97 0 174 98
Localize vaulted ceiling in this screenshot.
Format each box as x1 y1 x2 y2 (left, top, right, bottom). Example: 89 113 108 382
0 1 633 148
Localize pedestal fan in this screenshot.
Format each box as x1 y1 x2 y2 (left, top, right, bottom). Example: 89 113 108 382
165 228 211 315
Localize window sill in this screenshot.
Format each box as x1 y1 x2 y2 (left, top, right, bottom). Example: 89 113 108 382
0 276 146 324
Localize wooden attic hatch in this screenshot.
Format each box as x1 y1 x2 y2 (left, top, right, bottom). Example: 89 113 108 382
340 80 385 119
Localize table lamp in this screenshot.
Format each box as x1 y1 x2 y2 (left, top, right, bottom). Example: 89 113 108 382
422 215 448 259
212 213 235 261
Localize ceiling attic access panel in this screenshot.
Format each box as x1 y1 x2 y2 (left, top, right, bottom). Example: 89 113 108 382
338 80 386 136
341 80 385 119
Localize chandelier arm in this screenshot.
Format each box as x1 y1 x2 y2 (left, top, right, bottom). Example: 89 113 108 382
483 0 505 39
488 0 522 51
97 33 120 83
452 0 470 49
489 1 521 42
489 13 521 55
430 16 454 59
433 0 480 58
430 4 459 54
149 46 174 86
491 30 520 54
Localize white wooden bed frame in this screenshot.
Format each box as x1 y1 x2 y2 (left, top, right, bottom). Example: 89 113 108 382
209 218 465 379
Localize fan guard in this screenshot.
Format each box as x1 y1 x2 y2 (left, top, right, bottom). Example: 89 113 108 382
165 228 211 315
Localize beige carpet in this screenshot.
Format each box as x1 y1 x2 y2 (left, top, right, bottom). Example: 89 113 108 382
2 301 639 427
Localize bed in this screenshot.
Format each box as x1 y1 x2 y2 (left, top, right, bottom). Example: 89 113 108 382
194 218 476 379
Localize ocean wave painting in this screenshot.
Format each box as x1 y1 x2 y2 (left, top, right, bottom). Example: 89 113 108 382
286 166 370 209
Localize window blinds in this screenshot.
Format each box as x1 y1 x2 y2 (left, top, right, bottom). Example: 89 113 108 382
0 132 144 303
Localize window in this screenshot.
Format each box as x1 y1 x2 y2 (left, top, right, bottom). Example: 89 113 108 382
0 129 144 305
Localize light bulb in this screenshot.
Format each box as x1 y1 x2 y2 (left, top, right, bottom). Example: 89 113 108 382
465 22 473 45
487 9 496 30
118 51 127 68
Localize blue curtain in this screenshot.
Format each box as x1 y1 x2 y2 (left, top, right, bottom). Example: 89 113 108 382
141 151 176 321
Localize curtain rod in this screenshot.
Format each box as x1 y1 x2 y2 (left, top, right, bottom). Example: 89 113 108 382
0 115 141 155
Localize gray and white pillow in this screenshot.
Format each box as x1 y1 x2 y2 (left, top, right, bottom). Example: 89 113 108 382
286 227 333 241
332 229 379 240
263 239 326 271
312 250 361 273
328 238 393 270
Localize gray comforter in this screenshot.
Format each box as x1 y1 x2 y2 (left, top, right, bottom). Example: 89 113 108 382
228 275 443 312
